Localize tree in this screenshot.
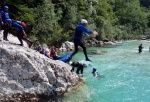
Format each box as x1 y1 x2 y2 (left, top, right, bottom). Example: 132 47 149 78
32 0 59 43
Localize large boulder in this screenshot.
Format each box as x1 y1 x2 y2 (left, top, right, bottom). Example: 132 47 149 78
59 41 74 52
0 41 79 101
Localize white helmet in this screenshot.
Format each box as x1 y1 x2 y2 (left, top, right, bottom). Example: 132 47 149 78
69 61 73 65
81 19 88 24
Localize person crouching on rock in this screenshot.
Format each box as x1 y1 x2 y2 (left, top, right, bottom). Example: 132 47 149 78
13 20 33 48
70 61 86 76
5 19 33 48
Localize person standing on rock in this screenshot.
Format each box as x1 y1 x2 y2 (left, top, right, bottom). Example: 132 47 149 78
69 19 98 62
0 6 10 41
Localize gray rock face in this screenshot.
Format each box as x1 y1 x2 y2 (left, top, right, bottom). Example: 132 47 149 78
59 41 74 52
0 41 79 101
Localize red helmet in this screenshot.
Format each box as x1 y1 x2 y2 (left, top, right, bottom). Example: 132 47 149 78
21 22 26 27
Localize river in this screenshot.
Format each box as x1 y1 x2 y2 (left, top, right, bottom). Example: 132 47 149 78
61 40 150 102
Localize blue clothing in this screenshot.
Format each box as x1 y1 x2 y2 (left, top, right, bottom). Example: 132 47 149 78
45 52 49 57
0 10 10 23
74 24 93 40
12 22 24 31
58 54 72 62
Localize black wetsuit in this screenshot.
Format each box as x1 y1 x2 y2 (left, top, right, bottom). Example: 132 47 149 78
76 64 84 74
71 61 84 74
3 24 10 40
71 61 79 72
138 45 143 53
0 10 10 41
69 24 93 61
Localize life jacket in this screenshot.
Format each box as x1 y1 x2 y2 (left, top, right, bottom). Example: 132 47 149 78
0 11 9 22
16 20 26 27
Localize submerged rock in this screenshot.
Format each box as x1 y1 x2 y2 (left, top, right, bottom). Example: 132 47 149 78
0 41 79 101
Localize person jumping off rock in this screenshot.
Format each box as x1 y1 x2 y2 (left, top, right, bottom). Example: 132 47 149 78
68 19 98 62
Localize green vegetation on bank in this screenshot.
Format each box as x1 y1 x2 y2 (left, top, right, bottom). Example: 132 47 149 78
2 0 150 47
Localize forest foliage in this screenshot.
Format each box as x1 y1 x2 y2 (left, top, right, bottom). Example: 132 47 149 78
1 0 150 46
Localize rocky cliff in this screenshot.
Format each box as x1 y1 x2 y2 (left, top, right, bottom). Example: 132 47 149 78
0 41 79 101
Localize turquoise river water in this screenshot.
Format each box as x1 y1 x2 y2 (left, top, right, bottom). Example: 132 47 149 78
61 40 150 102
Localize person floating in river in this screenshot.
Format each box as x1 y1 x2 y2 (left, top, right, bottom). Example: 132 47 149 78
68 19 98 62
92 68 100 78
138 44 143 53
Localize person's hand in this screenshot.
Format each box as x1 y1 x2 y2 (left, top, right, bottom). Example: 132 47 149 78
86 34 89 36
93 31 98 35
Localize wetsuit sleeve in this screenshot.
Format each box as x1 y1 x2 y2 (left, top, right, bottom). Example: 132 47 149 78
80 26 93 34
83 32 88 36
13 22 24 30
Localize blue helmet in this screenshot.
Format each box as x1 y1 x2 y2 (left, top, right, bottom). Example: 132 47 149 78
5 19 12 23
93 68 97 71
4 6 9 9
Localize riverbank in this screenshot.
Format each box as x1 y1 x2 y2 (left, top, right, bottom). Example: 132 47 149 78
59 38 123 52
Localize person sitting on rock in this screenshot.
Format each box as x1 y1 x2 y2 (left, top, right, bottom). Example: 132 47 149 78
36 46 45 54
36 46 51 58
52 51 60 60
50 46 60 60
50 46 56 57
44 48 51 58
